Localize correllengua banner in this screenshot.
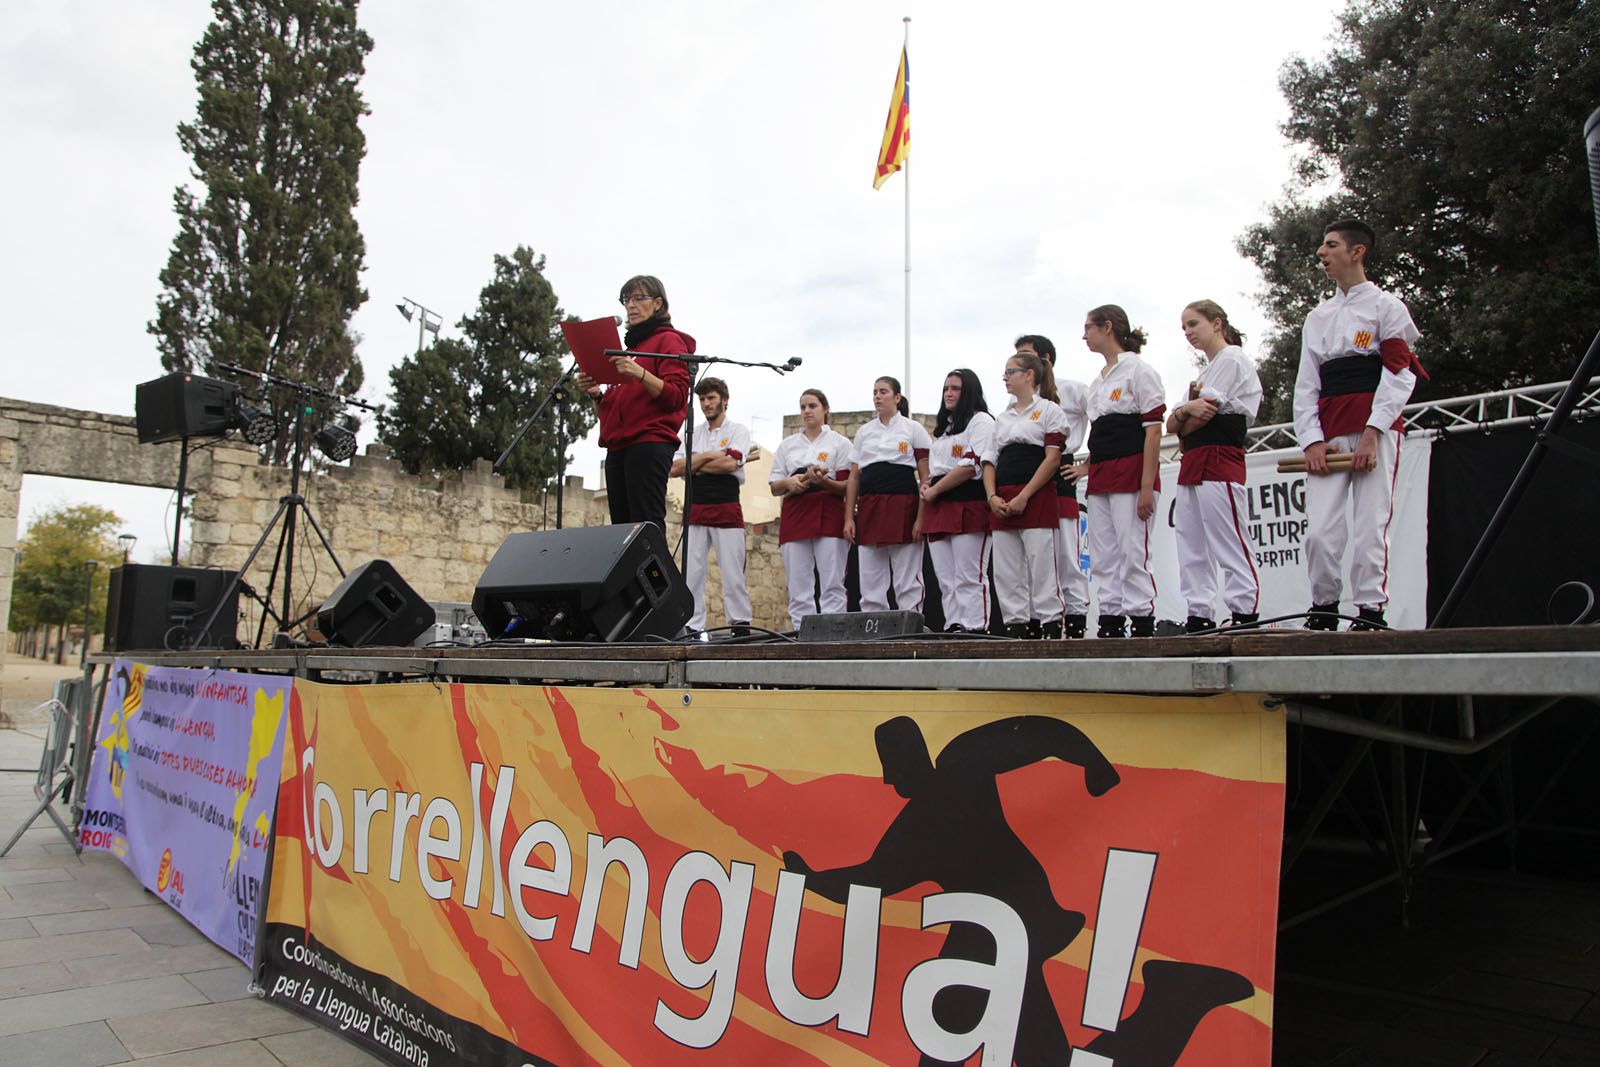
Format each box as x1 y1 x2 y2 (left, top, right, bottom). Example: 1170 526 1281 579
259 680 1283 1065
80 660 290 963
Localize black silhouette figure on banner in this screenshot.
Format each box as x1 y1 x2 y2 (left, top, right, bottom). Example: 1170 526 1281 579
782 715 1252 1066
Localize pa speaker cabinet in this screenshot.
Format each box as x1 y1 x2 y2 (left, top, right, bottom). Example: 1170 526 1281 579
799 610 924 642
105 565 239 651
316 560 435 648
473 523 691 643
134 372 240 444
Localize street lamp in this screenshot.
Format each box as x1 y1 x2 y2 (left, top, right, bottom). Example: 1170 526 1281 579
117 533 137 564
395 297 443 352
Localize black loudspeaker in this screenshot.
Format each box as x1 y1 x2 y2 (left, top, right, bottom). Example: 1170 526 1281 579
473 523 692 642
106 564 239 651
134 372 241 444
316 560 436 647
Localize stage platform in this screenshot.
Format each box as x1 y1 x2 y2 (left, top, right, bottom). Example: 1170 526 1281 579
107 625 1600 700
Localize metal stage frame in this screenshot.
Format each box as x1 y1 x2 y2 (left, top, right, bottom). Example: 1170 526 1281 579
75 626 1600 931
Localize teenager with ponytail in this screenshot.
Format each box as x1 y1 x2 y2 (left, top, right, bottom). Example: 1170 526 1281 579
844 377 932 613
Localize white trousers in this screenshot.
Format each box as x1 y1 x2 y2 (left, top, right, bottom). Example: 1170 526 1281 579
858 542 925 613
780 537 849 631
993 527 1063 625
1175 480 1260 619
1054 515 1091 615
686 524 750 630
1306 429 1401 610
928 532 990 630
1088 491 1158 617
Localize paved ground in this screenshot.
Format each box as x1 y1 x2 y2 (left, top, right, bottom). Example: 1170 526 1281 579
1 655 87 729
0 725 381 1066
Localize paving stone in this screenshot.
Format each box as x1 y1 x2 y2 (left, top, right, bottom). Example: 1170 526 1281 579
0 891 108 921
108 998 313 1057
0 928 147 967
0 917 36 941
2 879 106 905
0 866 74 888
0 960 74 997
0 974 207 1037
1381 1004 1554 1059
0 1020 129 1066
120 1038 282 1066
260 1025 390 1065
1475 945 1600 993
182 963 254 1003
28 903 175 936
132 919 209 948
1542 1035 1600 1065
64 942 234 986
1431 969 1592 1022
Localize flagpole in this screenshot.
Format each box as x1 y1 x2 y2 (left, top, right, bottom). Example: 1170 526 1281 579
902 15 912 401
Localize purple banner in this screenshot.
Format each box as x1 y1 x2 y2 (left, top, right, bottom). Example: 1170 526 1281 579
81 660 289 963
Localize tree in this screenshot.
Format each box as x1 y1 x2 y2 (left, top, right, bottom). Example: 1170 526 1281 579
380 246 598 492
148 0 372 464
1238 0 1600 423
10 505 123 664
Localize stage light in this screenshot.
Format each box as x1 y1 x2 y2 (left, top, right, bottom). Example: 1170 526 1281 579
235 401 277 445
315 422 357 463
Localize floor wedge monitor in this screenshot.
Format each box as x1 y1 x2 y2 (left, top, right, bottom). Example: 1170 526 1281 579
316 559 436 647
473 523 691 643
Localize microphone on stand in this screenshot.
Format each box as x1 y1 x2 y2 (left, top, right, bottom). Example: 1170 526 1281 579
784 357 804 371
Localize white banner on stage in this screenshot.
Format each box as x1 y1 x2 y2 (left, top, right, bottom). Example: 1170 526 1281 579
1065 435 1432 630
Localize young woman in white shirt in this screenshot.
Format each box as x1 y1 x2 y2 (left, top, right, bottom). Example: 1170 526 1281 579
1167 300 1263 633
844 376 932 613
920 369 996 633
770 388 853 631
983 352 1069 639
1072 304 1167 638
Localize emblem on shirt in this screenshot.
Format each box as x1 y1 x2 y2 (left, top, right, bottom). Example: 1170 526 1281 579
1110 388 1122 401
816 451 828 462
719 437 729 447
897 441 909 454
1029 409 1042 421
1353 330 1374 350
951 444 965 457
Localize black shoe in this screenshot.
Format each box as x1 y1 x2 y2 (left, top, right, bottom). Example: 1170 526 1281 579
1026 619 1043 640
1063 613 1087 639
1004 622 1030 639
1129 614 1156 638
730 621 752 639
1230 612 1259 627
1352 607 1387 631
1097 614 1127 639
1040 619 1063 640
1306 603 1340 631
1185 615 1217 634
943 623 968 634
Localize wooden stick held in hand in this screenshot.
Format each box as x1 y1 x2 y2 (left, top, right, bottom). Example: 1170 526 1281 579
1278 453 1354 474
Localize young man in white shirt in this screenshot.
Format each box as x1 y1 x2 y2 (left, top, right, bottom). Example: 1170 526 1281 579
671 378 752 635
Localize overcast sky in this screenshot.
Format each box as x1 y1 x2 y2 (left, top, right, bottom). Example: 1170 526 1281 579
4 0 1346 561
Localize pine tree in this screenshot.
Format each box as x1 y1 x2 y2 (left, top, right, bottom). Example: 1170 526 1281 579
381 247 597 492
148 0 372 463
1238 0 1600 423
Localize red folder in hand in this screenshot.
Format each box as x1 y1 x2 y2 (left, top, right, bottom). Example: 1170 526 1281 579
561 317 626 385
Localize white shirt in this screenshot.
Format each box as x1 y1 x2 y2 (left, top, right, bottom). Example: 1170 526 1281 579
1193 345 1263 421
1294 281 1421 447
929 411 996 478
1087 354 1167 425
851 413 932 468
678 418 750 484
769 427 852 483
1054 379 1089 456
986 395 1070 461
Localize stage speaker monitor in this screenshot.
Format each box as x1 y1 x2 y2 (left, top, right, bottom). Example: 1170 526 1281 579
134 372 241 444
106 564 239 651
316 560 435 648
473 523 691 643
799 610 925 642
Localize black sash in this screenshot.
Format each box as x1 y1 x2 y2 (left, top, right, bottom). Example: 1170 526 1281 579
692 472 740 504
997 443 1046 487
1053 451 1077 498
1184 412 1248 450
1088 413 1145 462
1320 355 1382 397
860 461 917 495
943 478 987 502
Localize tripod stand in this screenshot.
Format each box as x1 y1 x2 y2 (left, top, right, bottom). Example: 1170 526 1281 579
189 367 376 648
496 359 578 528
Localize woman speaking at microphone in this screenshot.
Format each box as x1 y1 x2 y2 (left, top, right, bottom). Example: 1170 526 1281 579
575 275 693 530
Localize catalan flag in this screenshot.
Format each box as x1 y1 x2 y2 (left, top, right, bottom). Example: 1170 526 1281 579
873 46 910 189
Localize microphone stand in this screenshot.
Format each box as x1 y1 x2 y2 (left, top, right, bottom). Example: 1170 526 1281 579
604 348 799 572
496 359 578 529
